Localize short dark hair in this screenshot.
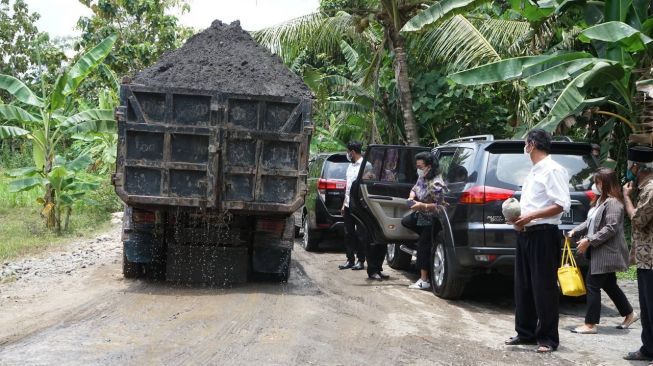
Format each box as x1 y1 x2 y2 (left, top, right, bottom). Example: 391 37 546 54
415 152 440 180
591 143 600 151
526 129 552 153
346 140 362 154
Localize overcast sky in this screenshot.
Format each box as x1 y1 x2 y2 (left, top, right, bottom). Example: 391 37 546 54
25 0 320 38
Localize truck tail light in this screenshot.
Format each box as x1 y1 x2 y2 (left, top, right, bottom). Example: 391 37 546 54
256 218 286 237
460 186 515 204
132 209 156 223
318 178 346 201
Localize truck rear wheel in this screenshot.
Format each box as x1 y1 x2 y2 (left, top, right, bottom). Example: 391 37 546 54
386 243 412 270
123 252 143 278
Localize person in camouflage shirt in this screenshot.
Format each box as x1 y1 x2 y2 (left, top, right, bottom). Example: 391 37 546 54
623 145 653 363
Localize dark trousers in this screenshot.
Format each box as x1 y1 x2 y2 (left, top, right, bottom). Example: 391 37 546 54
514 225 560 349
401 213 432 271
366 243 387 276
585 272 633 324
638 268 653 358
343 207 365 263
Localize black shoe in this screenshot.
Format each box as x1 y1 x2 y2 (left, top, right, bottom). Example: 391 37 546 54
351 261 365 270
377 272 390 279
367 273 383 281
339 261 354 270
504 336 537 345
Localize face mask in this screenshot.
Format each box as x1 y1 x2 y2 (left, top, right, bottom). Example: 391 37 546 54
417 169 425 178
346 152 352 162
626 165 637 182
591 183 601 196
524 143 532 156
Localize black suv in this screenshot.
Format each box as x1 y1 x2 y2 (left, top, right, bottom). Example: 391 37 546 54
349 135 597 299
299 152 350 251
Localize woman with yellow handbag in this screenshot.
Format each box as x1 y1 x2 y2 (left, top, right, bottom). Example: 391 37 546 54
568 168 637 334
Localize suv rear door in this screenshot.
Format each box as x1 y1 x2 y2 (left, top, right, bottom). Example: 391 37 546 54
350 145 430 244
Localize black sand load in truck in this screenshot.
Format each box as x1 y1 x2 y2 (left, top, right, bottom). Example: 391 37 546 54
113 20 312 283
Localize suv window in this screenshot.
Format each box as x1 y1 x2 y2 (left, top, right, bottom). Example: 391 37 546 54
363 147 422 184
323 160 348 180
437 147 475 185
487 153 597 191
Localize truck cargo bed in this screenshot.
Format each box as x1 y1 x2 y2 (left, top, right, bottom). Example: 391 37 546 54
113 85 312 214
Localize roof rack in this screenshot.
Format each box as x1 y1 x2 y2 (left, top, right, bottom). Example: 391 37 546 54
552 136 574 142
444 135 495 144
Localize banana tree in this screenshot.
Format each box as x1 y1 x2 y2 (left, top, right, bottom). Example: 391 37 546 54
5 154 99 232
0 34 117 230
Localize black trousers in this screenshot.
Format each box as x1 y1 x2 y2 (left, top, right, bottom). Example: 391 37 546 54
585 271 633 324
638 268 653 358
514 225 560 349
401 213 432 272
343 207 365 263
366 243 387 276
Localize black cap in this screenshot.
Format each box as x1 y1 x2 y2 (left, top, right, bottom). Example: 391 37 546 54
628 145 653 163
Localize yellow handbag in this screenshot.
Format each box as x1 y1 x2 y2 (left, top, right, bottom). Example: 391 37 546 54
557 237 586 296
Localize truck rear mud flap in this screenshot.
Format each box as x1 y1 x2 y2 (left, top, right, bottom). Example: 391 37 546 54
166 245 249 284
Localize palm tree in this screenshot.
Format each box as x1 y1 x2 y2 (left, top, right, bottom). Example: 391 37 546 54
254 0 497 145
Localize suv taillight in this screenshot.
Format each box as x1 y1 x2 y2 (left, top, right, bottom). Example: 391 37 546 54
584 190 596 202
460 186 515 204
318 178 346 201
318 179 346 192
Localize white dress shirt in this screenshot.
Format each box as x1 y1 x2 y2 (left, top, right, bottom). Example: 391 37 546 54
520 155 571 226
344 157 363 208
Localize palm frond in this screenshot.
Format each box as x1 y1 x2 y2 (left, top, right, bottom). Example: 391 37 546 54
253 12 356 63
470 18 532 57
413 15 501 73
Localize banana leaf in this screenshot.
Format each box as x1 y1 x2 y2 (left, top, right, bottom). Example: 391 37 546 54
580 21 653 52
8 177 47 193
63 34 117 96
401 0 485 32
0 75 44 108
0 105 39 123
0 125 29 138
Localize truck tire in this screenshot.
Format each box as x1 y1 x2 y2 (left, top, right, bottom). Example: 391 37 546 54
123 252 143 278
386 243 412 270
302 217 320 252
430 235 466 300
144 261 166 281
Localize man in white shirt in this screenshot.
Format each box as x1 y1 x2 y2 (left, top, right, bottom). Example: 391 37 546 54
339 141 366 270
504 129 571 353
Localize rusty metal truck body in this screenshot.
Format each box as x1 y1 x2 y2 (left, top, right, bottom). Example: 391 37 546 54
113 84 311 282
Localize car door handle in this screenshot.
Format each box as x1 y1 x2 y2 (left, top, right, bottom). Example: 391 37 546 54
368 195 393 201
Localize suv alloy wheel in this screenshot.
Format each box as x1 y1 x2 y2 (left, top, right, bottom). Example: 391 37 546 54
386 243 411 270
430 233 466 299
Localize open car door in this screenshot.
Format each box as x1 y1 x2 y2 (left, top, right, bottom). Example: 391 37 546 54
350 145 430 244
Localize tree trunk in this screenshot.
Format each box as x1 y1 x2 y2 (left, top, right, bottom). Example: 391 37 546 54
388 29 420 146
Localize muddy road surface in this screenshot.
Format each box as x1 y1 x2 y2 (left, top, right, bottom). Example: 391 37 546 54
0 221 644 365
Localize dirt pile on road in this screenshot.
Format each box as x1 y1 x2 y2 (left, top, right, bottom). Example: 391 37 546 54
133 20 312 99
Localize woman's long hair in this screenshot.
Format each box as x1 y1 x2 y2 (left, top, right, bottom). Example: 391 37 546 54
415 152 440 180
593 167 624 205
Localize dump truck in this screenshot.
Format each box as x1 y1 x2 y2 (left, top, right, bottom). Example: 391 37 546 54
112 20 312 283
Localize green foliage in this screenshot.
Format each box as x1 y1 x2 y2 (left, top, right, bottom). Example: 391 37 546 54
0 34 117 232
74 0 194 98
411 70 511 143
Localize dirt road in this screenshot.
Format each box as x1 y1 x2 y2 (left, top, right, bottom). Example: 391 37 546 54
0 220 645 365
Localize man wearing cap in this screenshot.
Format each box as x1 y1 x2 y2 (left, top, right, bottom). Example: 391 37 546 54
623 145 653 363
